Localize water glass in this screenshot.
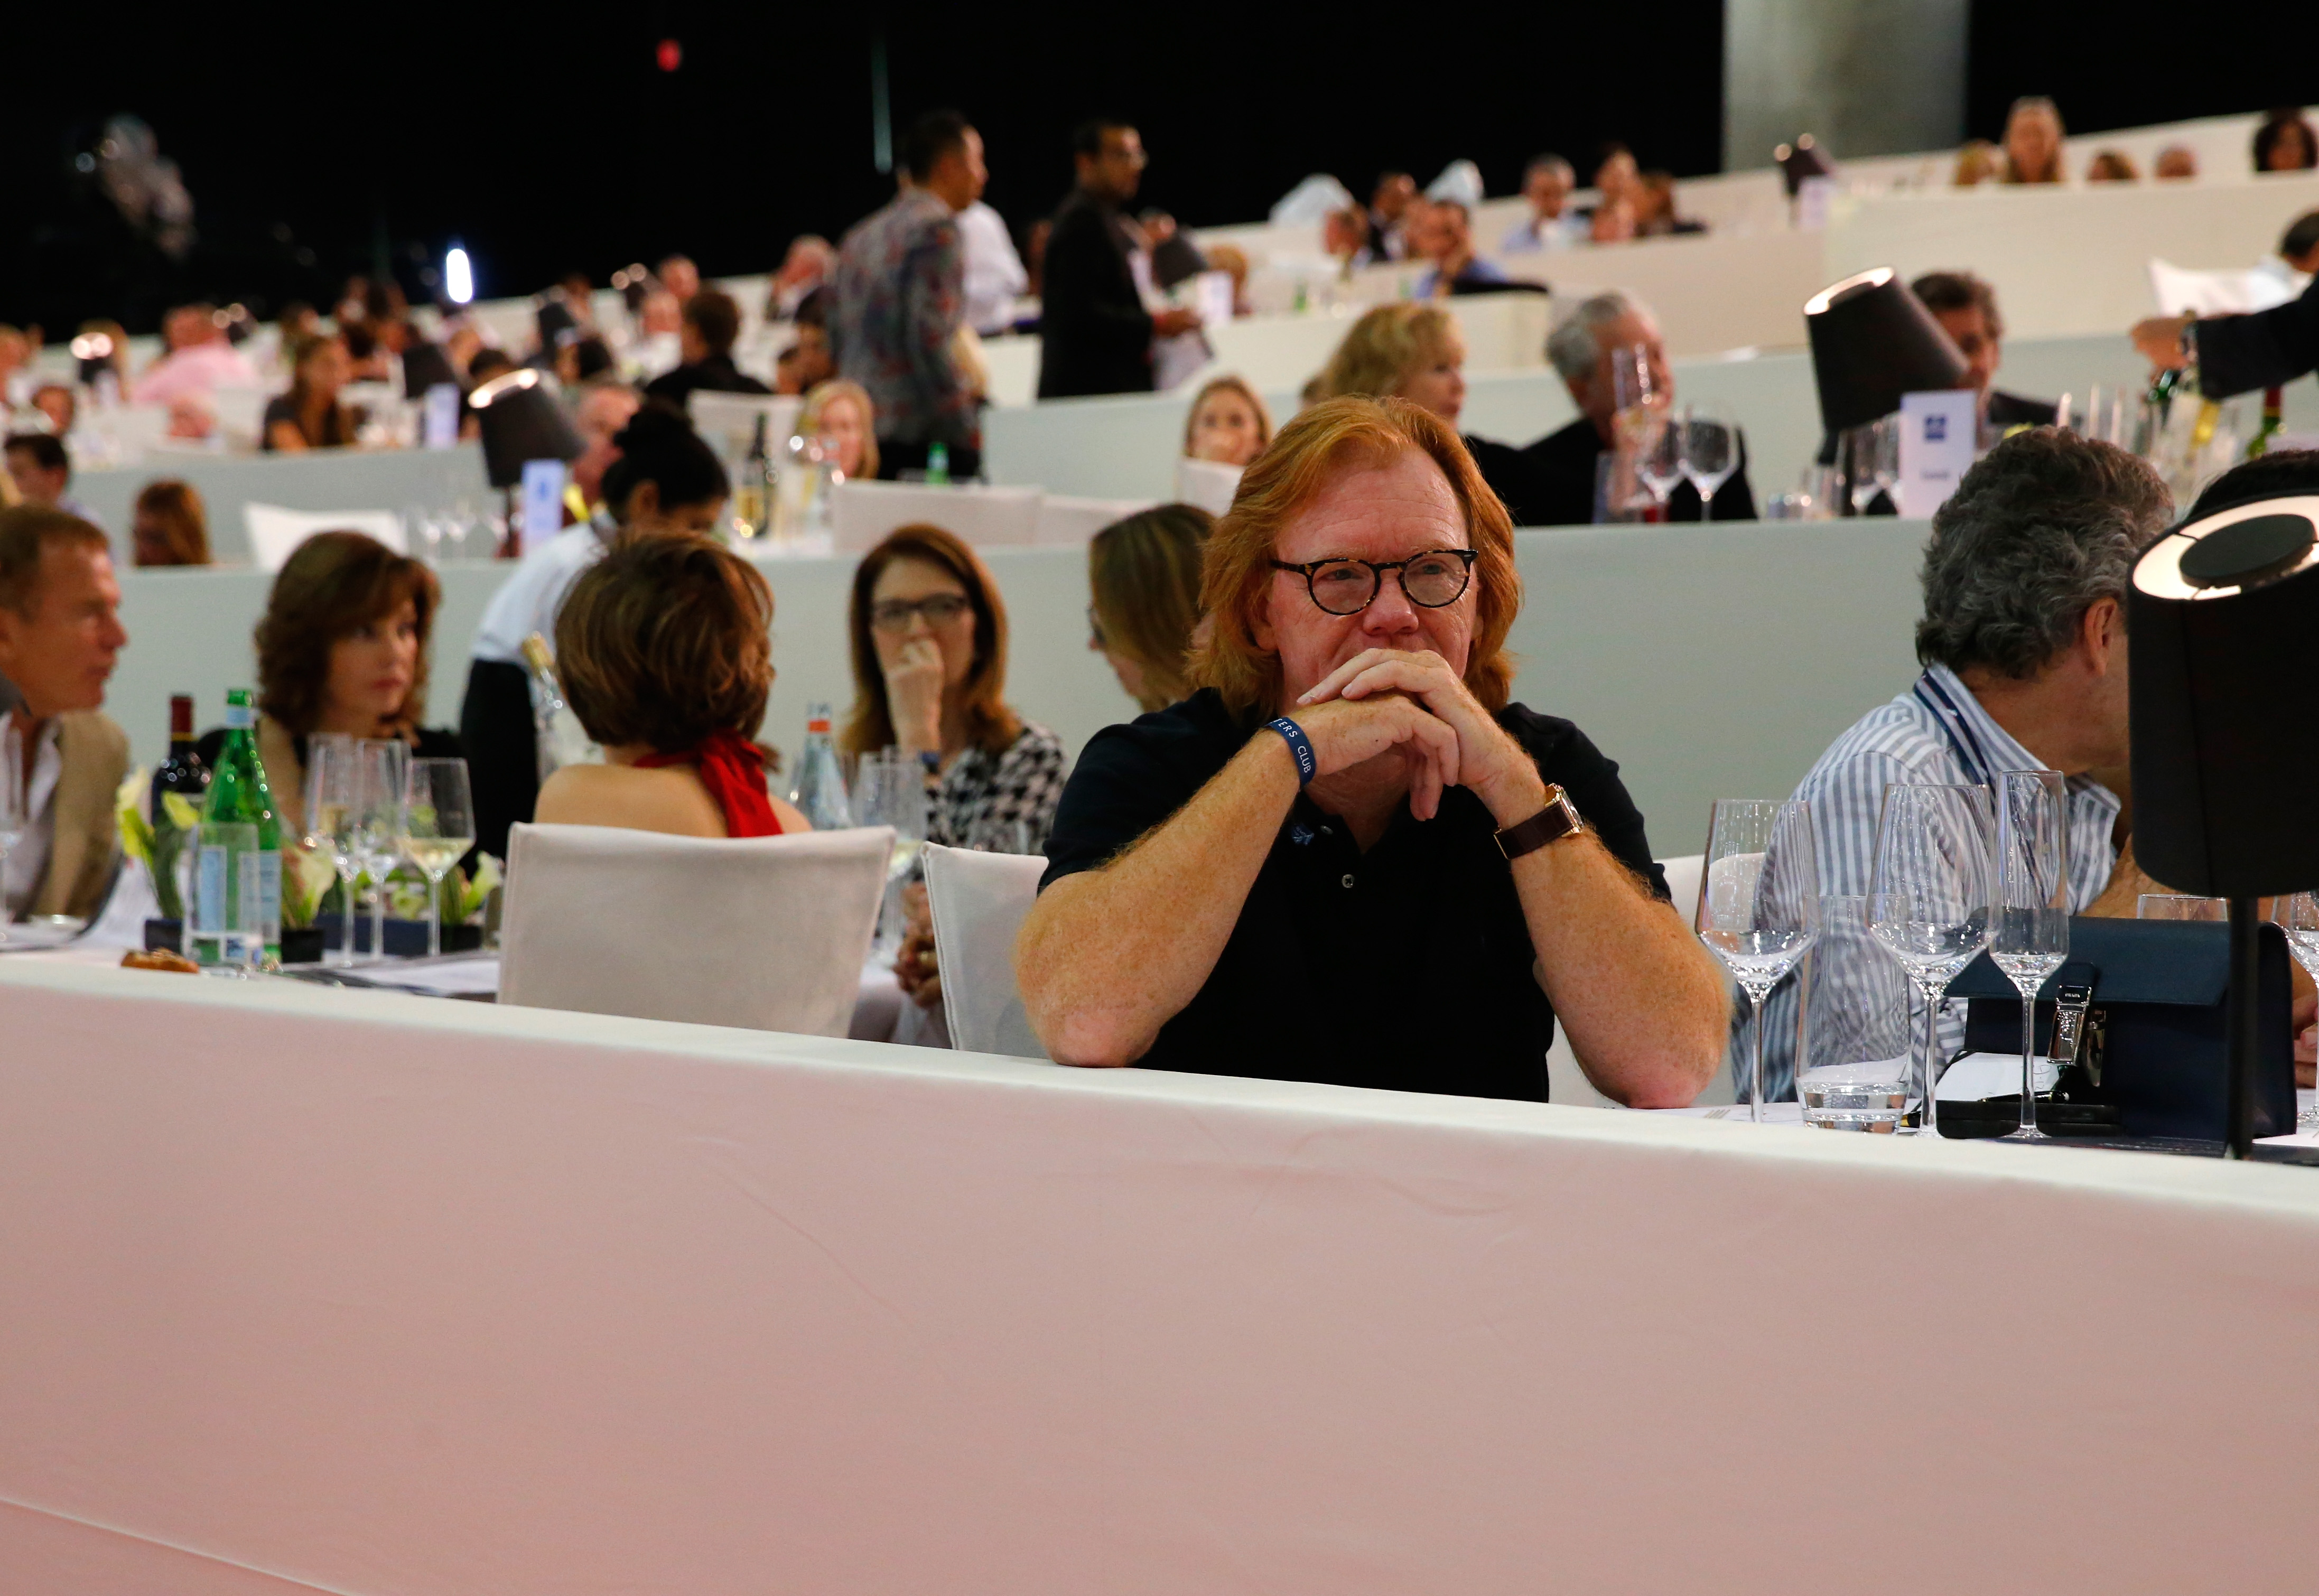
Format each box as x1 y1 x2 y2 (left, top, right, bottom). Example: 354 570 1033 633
1990 770 2070 1141
1869 782 1995 1135
852 749 930 959
304 733 361 967
1696 798 1820 1121
399 758 476 959
2271 892 2319 1132
2137 894 2225 921
1795 894 1913 1131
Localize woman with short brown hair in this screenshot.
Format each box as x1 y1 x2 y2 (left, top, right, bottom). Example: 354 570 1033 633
197 530 456 830
535 535 808 838
842 523 1065 852
1017 395 1729 1105
130 479 211 566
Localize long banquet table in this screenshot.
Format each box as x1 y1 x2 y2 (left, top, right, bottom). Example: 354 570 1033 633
3 958 2316 1593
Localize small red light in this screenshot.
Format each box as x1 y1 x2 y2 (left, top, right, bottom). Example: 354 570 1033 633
656 38 681 72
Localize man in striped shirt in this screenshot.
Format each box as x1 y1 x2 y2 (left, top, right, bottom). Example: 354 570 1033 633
1762 430 2173 1102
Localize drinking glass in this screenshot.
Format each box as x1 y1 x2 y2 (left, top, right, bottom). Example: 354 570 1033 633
190 820 263 974
1795 894 1913 1131
1848 416 1899 514
2137 893 2225 921
1990 770 2070 1142
1678 403 1739 516
852 750 929 960
304 733 361 967
0 722 23 946
1609 344 1659 416
2270 892 2319 1132
1696 798 1820 1122
398 758 476 959
354 740 408 959
1869 783 1996 1136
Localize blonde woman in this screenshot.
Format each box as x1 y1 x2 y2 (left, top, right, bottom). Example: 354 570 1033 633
1088 503 1213 712
1182 375 1272 468
799 379 880 481
2001 96 2066 184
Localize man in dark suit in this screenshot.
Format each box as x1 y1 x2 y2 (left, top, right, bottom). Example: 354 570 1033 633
1036 119 1203 399
2132 253 2319 399
641 289 771 408
1911 270 2057 430
1494 291 1754 527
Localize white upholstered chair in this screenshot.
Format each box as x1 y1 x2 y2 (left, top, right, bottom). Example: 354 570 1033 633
243 503 406 572
829 480 1042 552
498 822 893 1035
921 842 1049 1059
1543 854 1721 1108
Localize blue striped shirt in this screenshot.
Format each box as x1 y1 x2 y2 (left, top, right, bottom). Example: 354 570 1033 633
1755 665 2121 1100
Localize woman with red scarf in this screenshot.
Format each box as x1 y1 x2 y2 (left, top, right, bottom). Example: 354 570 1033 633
535 534 809 839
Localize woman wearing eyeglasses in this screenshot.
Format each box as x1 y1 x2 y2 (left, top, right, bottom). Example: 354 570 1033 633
842 523 1067 854
1016 395 1729 1105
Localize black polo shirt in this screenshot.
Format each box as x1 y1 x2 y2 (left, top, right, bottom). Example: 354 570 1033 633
1039 689 1670 1100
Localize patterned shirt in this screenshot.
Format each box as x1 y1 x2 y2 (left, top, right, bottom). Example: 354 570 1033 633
1758 664 2121 1100
828 188 977 450
929 722 1068 853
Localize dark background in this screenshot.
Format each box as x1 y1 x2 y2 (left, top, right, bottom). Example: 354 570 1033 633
4 2 2315 335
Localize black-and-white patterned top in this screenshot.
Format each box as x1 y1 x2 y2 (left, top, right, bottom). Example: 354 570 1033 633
928 722 1069 853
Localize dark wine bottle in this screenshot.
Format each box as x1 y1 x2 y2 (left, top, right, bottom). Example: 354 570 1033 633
147 694 210 923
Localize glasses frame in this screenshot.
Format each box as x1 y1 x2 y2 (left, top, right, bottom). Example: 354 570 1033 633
1268 548 1478 617
870 593 973 633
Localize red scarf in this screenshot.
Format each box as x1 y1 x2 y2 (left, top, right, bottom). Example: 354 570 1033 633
635 730 783 838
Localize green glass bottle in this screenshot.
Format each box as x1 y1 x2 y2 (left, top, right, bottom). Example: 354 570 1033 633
926 441 951 485
195 688 283 968
2247 386 2285 460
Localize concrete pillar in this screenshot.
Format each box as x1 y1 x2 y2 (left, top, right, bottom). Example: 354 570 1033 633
1724 0 1968 170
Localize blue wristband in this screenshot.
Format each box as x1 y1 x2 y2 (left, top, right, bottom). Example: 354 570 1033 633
1265 716 1317 786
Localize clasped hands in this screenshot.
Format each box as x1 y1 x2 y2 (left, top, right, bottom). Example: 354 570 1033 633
1289 648 1544 826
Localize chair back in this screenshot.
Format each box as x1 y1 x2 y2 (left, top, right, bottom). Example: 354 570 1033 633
922 842 1049 1058
830 479 1042 552
1032 494 1157 546
688 391 803 465
1175 457 1243 517
499 822 892 1035
244 502 406 572
1657 853 1705 930
1543 854 1719 1109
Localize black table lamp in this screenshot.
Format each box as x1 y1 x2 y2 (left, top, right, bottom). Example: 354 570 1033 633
2129 492 2319 1155
470 368 583 490
401 341 458 400
1803 267 1971 436
1774 135 1835 198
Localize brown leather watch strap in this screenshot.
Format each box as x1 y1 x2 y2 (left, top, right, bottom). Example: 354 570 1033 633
1495 785 1585 861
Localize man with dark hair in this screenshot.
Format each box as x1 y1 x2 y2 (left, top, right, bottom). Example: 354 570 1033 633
642 288 772 407
0 506 129 923
4 434 103 531
1910 270 2057 431
830 108 988 478
1036 119 1202 399
1503 155 1580 253
1758 430 2175 1100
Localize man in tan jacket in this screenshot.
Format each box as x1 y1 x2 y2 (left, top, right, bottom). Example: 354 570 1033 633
0 506 130 922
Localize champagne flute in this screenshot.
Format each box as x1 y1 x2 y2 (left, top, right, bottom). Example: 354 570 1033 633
1869 783 1996 1136
354 739 409 959
2270 892 2319 1132
1678 402 1739 517
1696 798 1821 1122
1990 770 2070 1142
398 758 476 960
304 734 361 967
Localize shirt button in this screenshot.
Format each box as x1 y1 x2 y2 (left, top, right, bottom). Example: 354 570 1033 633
1341 873 1356 889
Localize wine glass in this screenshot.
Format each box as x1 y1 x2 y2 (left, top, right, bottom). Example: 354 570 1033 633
398 758 476 960
354 739 409 959
852 749 929 961
1848 416 1899 514
1696 798 1820 1122
0 722 22 946
2270 892 2319 1133
1990 770 2070 1142
304 734 361 967
1678 402 1739 517
1633 415 1685 516
1869 783 1996 1136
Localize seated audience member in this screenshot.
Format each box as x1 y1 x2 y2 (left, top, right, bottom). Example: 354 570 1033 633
1634 170 1706 236
276 301 321 344
1526 292 1756 525
2153 144 2199 181
1409 200 1510 297
800 379 878 480
133 302 259 406
130 480 211 566
1911 270 2057 430
0 507 129 922
30 384 76 437
569 383 643 521
1591 145 1641 215
463 404 730 857
555 335 616 389
2254 108 2319 173
1589 194 1638 244
197 531 459 833
2264 211 2319 300
1184 375 1273 468
768 235 835 322
1761 431 2174 1100
1014 395 1727 1100
1087 503 1213 712
1324 206 1376 275
0 325 29 399
642 288 771 406
2085 149 2140 183
842 524 1067 852
2001 96 2065 184
775 319 835 396
4 434 103 528
341 321 391 384
1368 171 1418 259
264 333 357 453
1951 139 2003 186
535 536 808 839
1503 155 1580 253
657 254 702 306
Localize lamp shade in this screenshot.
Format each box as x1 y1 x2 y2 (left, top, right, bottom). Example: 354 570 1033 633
401 340 458 400
470 368 583 489
1803 267 1971 435
1774 134 1836 198
2128 493 2319 897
